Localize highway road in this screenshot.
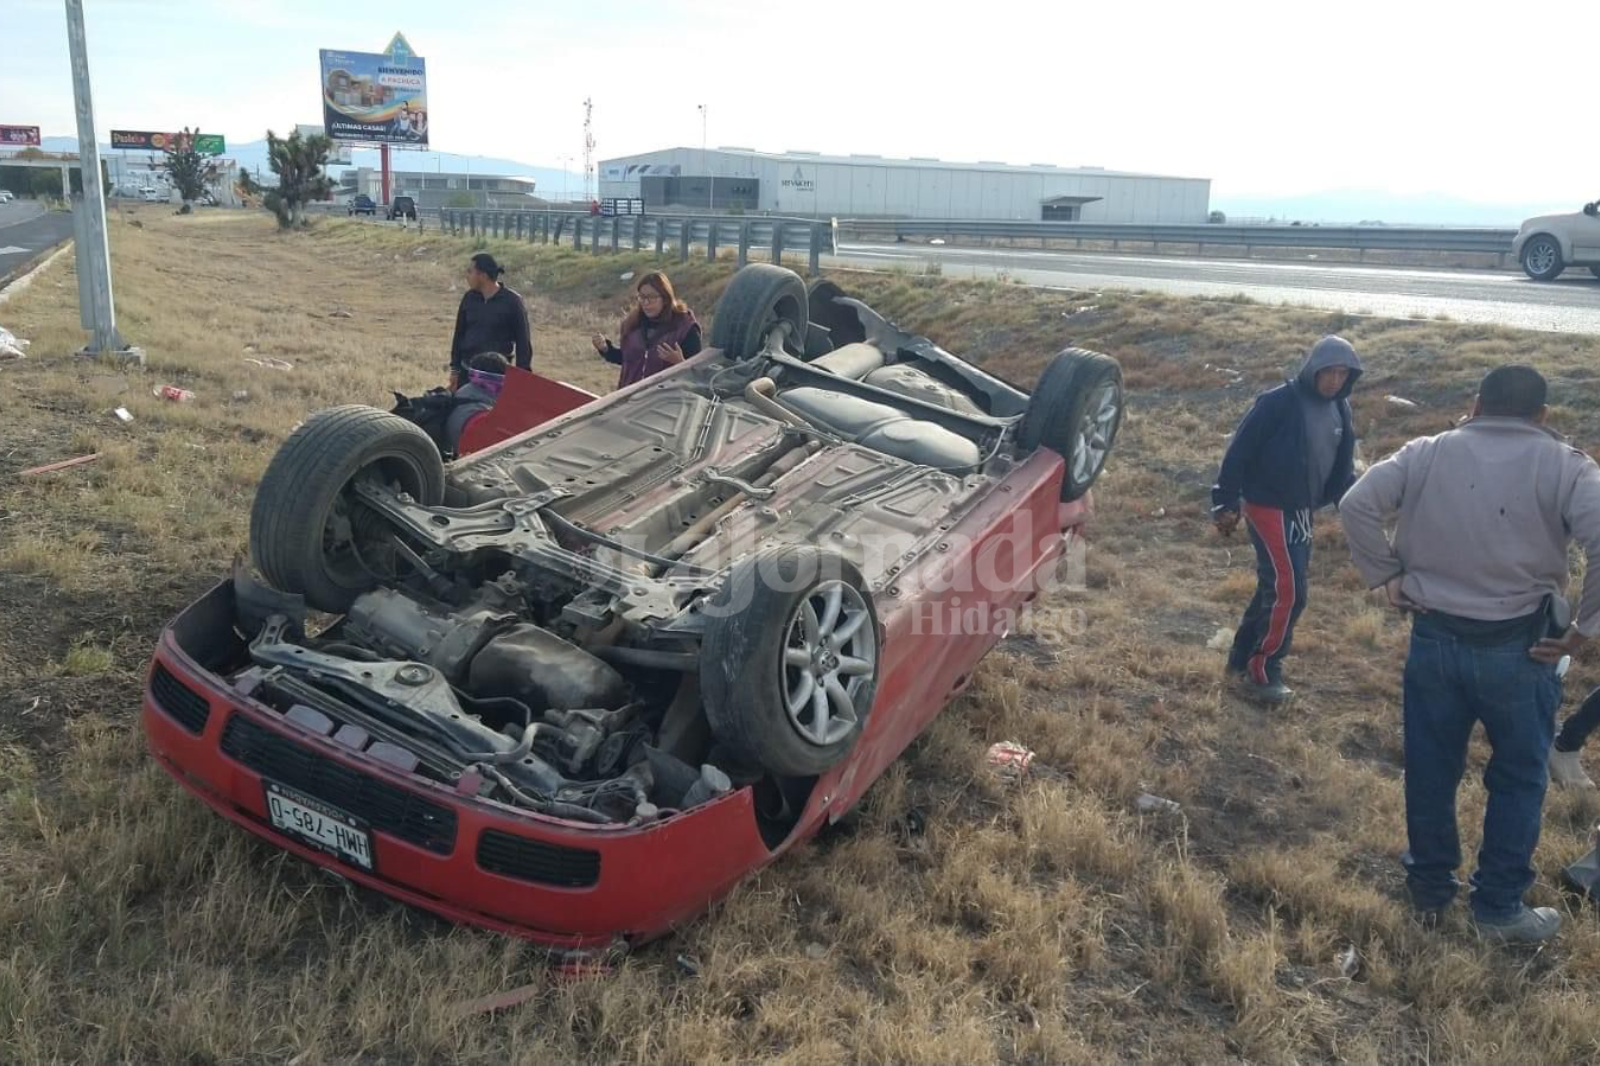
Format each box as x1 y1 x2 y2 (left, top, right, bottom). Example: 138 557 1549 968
828 242 1600 335
0 202 74 284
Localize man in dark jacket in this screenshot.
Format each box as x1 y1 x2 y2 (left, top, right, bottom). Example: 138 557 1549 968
1211 335 1364 703
449 253 532 387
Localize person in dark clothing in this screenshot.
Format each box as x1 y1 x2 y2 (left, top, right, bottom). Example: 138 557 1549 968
449 253 532 387
444 352 508 454
1211 335 1364 703
1550 687 1599 788
589 271 702 390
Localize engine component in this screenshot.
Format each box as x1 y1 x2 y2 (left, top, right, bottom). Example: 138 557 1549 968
345 587 511 683
541 705 640 774
775 386 983 470
468 623 630 714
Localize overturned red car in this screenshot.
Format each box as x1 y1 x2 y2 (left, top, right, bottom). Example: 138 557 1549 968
141 264 1123 955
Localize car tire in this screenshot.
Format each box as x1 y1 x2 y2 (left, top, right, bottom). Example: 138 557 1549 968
1521 235 1565 281
1017 348 1124 501
710 263 809 359
700 545 880 779
1589 266 1600 281
249 405 444 614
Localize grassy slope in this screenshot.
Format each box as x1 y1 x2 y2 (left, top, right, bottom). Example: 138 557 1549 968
3 207 1600 1063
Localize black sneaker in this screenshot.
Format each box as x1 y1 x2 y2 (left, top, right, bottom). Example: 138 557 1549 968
1235 675 1295 705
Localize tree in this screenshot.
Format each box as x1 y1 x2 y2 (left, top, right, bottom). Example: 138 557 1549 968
263 127 333 229
236 168 263 206
163 127 218 209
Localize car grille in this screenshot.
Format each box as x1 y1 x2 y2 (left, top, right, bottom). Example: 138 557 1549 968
477 829 601 888
220 714 457 856
149 664 212 735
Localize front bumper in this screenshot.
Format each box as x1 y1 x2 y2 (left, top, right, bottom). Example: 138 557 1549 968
141 580 777 951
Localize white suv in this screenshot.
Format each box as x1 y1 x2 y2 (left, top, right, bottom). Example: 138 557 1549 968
1512 200 1600 281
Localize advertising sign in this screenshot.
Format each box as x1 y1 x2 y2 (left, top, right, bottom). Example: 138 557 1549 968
1 124 41 147
296 124 353 164
110 130 225 154
319 33 428 147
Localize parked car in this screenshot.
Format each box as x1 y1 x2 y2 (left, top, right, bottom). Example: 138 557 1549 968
0 189 13 204
141 187 165 203
1512 200 1600 281
347 194 377 216
387 195 417 221
140 264 1124 959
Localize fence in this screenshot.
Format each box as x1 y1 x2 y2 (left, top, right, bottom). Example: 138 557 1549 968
438 209 832 276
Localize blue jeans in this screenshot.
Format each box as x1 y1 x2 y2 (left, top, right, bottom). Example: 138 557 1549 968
1402 613 1561 921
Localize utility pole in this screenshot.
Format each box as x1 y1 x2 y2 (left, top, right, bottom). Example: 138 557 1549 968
64 0 134 360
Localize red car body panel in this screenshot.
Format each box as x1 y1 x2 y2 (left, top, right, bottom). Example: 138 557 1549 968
142 360 1094 952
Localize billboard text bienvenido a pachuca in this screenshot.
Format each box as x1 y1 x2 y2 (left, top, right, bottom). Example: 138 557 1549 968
319 36 428 147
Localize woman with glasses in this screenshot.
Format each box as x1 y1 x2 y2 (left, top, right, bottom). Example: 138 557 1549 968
590 271 702 390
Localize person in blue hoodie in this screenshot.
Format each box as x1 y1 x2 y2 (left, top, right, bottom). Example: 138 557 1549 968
1211 336 1364 703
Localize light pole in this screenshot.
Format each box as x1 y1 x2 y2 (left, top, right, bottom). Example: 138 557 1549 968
698 104 712 213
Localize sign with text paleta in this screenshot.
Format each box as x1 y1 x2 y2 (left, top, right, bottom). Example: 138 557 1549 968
110 130 225 155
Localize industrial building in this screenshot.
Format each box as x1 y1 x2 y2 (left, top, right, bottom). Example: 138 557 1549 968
336 167 537 210
597 147 1210 222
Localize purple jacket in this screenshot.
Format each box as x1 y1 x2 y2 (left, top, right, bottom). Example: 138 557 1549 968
601 310 702 388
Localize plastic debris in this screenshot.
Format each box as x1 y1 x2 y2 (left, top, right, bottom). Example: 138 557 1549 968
1205 627 1236 652
244 356 293 371
675 954 701 977
1135 793 1181 815
154 384 194 402
232 390 250 402
0 326 27 360
804 943 828 961
113 407 133 423
987 741 1035 780
328 309 353 319
619 271 635 281
1336 944 1363 980
1386 395 1419 408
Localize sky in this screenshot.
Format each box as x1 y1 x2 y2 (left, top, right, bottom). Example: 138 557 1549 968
3 0 1594 211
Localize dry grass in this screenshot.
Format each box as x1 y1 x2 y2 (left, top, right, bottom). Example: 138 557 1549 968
4 206 1600 1063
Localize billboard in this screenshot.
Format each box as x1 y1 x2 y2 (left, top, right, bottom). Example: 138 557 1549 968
319 34 428 147
1 124 41 147
110 130 225 154
295 124 353 164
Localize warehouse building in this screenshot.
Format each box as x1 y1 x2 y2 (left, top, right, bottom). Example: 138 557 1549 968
598 147 1209 222
336 167 537 210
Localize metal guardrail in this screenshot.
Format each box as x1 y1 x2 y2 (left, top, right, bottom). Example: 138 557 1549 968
431 209 1524 269
438 209 831 276
838 218 1521 261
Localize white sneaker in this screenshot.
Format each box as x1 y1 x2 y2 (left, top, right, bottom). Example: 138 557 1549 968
1550 746 1595 789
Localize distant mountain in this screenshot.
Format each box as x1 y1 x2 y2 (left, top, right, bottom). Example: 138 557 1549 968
1210 189 1586 229
29 136 586 200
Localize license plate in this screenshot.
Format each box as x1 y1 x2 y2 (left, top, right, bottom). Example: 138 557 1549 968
264 782 374 871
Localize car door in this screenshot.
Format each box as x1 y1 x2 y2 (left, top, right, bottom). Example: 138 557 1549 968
1572 204 1600 264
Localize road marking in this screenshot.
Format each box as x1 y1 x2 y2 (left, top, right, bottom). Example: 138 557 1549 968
0 245 30 255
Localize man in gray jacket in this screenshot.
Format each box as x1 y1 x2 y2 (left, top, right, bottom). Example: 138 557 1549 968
1340 365 1600 943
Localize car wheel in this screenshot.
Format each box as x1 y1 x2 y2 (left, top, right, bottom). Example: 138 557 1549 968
1589 266 1600 281
700 545 880 778
710 263 809 359
1017 348 1124 501
249 405 444 613
1521 235 1564 281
